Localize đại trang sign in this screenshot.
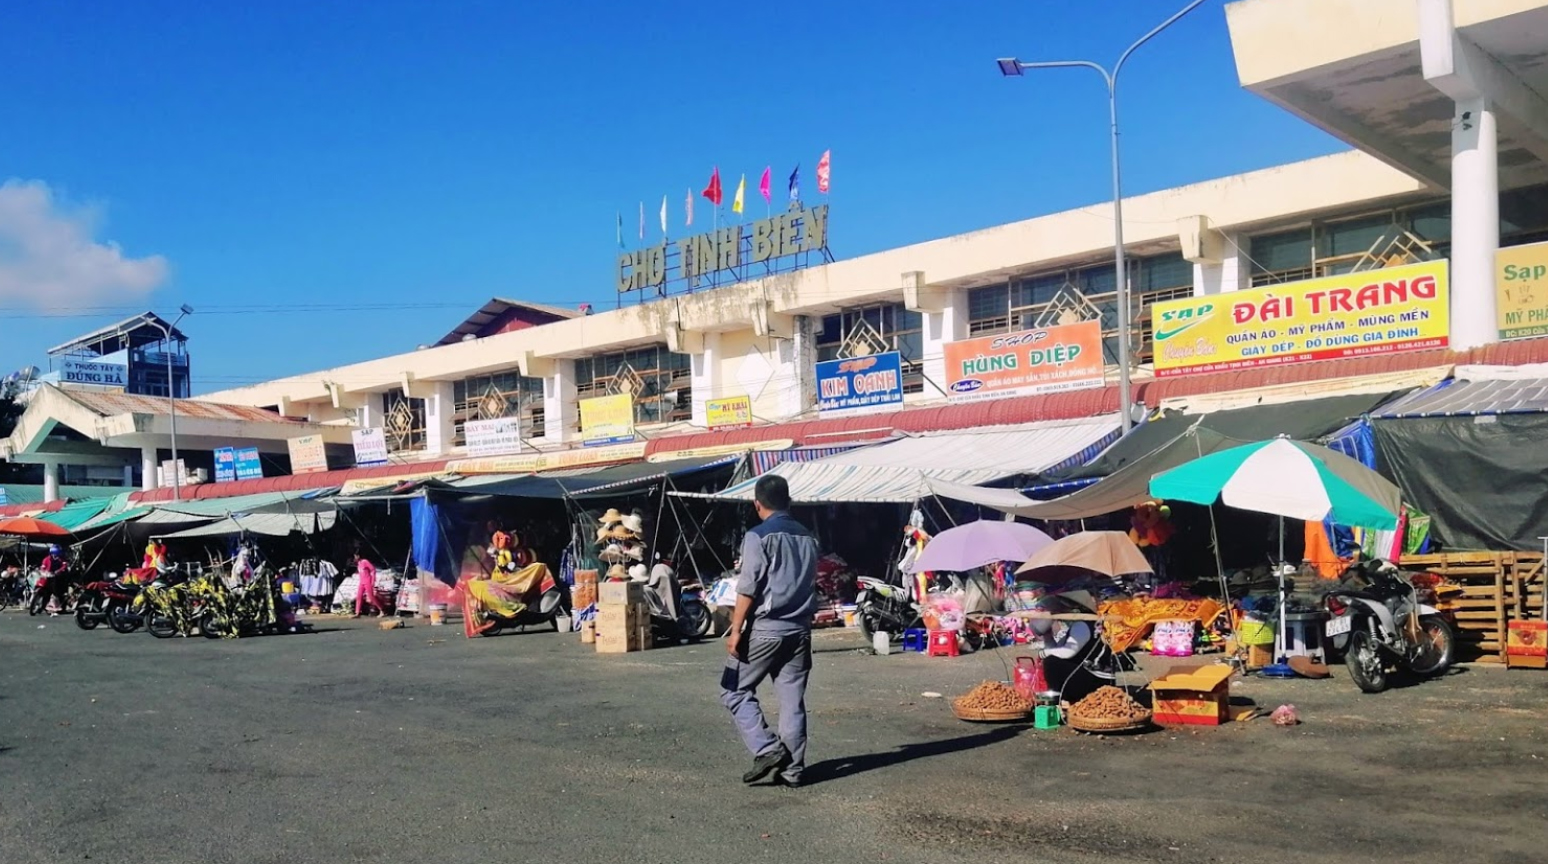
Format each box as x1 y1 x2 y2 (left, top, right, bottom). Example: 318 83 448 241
617 203 829 295
943 321 1104 401
1150 260 1450 378
1496 240 1548 340
816 352 904 413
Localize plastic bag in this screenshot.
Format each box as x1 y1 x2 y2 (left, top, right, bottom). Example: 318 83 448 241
1271 704 1299 726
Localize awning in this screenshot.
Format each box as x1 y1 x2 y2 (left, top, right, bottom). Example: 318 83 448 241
1373 367 1548 418
748 443 873 476
682 416 1121 504
155 512 338 539
43 498 112 530
929 427 1250 521
433 454 744 500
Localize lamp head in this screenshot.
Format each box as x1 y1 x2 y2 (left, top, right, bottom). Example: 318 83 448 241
997 58 1024 77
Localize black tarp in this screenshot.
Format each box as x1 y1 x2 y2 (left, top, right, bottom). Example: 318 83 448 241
429 454 742 500
1373 414 1548 551
1042 390 1409 484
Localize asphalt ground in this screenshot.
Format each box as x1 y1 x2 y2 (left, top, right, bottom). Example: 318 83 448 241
3 611 1547 864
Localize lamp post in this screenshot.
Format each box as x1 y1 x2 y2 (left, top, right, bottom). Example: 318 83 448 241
998 0 1208 433
147 305 194 500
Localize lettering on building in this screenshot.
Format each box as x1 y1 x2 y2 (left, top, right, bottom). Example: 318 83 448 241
616 204 832 296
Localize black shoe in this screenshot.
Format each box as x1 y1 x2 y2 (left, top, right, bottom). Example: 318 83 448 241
741 747 791 784
774 774 802 789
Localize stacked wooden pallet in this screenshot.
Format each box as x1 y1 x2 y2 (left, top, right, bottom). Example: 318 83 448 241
1399 551 1545 662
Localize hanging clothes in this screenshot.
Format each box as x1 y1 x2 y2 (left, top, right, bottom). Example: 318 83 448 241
1303 520 1345 580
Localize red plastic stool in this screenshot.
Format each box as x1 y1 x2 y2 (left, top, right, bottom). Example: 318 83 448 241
927 629 960 657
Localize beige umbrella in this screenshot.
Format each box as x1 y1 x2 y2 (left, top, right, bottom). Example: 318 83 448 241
1015 531 1152 581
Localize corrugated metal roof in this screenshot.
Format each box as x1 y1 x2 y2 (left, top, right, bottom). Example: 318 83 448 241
684 416 1120 504
154 512 337 539
1374 377 1548 417
131 460 451 504
63 390 301 424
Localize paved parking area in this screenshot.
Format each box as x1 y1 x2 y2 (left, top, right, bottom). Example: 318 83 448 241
3 612 1546 864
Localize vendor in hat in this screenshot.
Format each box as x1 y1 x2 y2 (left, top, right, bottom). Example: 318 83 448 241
1031 613 1101 703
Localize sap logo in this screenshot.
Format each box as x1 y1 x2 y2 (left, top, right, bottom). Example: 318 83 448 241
1154 303 1215 341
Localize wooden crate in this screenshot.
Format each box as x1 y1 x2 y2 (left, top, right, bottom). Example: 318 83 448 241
1399 551 1545 663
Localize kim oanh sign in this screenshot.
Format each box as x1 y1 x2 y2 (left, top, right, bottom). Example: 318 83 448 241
816 352 904 413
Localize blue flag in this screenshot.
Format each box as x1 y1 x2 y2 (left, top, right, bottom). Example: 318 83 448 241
788 165 800 202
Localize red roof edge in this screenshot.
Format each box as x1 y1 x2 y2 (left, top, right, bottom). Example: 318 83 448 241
129 460 451 504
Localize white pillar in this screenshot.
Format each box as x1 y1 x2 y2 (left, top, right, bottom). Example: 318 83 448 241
1193 231 1249 296
42 460 60 503
141 446 159 492
690 332 721 428
785 315 817 418
122 463 135 487
921 290 966 399
1450 98 1500 350
543 360 578 443
424 381 456 455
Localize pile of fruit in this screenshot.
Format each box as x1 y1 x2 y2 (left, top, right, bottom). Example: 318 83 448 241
953 680 1032 715
1069 686 1150 723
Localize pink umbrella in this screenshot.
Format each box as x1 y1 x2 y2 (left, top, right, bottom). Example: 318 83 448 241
904 520 1053 573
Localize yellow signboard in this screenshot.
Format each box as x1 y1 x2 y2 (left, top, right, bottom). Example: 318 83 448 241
1151 260 1450 377
705 395 753 430
447 441 648 476
1497 241 1548 340
579 393 635 445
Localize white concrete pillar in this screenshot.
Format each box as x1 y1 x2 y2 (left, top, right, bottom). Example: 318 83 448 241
921 290 966 398
1450 98 1500 350
543 360 578 443
785 315 817 417
1193 231 1249 296
42 460 60 503
141 446 159 492
122 463 135 487
689 332 721 428
424 381 456 455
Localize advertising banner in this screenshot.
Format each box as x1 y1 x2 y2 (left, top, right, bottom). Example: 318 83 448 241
59 358 128 388
214 447 237 483
158 459 187 488
1151 260 1450 378
287 435 329 475
351 427 389 467
942 321 1104 401
235 447 264 481
464 417 523 457
580 393 635 446
447 441 649 475
816 352 904 413
1497 241 1548 340
706 395 753 430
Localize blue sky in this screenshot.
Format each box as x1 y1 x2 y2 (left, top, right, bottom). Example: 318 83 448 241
0 0 1344 393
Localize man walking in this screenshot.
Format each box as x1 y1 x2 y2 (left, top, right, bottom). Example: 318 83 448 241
721 474 819 787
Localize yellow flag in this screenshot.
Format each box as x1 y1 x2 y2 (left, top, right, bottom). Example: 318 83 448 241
732 174 746 214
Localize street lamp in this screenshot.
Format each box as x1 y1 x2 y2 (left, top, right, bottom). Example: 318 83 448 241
147 304 194 500
998 0 1208 432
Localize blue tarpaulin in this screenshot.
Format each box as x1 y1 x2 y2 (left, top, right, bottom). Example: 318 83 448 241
410 498 459 586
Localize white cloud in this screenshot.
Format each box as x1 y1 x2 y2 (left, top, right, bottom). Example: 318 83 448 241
0 179 168 308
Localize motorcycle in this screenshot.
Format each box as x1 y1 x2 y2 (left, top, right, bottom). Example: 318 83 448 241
467 565 563 636
644 561 712 642
74 577 143 633
29 566 81 617
855 573 923 644
0 568 31 611
197 569 281 639
1323 558 1457 693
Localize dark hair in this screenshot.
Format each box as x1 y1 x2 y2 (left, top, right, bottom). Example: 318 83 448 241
754 474 791 511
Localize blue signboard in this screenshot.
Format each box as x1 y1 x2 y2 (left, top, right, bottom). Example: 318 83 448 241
234 447 264 481
214 447 237 483
815 351 905 413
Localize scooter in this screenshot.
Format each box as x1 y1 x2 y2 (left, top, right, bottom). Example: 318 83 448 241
472 568 564 636
644 561 712 642
74 577 143 633
854 573 922 644
1323 558 1457 693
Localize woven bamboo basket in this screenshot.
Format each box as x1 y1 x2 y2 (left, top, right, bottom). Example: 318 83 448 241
1066 709 1152 734
952 701 1033 723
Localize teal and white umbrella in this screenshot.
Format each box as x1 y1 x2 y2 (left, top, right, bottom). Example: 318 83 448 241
1149 437 1401 530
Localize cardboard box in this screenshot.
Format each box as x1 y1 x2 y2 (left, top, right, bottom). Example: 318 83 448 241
595 601 650 654
1148 664 1233 726
599 581 645 607
1506 620 1548 669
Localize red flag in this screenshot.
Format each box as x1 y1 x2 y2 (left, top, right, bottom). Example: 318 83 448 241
758 166 771 203
702 167 723 207
816 150 831 194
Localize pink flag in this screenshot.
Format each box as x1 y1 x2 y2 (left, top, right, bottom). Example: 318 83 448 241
758 166 771 203
686 188 694 226
816 150 831 194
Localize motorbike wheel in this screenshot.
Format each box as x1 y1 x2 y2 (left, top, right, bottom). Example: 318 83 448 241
201 613 234 639
28 590 49 616
74 604 100 630
108 602 141 634
1345 629 1388 694
684 602 713 639
147 614 179 639
1408 615 1456 677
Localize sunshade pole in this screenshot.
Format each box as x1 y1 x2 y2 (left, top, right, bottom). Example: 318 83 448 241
665 474 730 577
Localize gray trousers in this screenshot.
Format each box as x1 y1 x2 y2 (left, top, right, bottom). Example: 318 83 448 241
720 632 811 781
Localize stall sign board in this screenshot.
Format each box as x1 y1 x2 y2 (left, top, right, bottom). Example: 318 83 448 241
465 417 523 457
214 447 237 483
580 393 636 446
1151 260 1450 378
158 459 187 489
352 427 389 467
816 352 904 413
60 358 128 388
942 321 1104 401
287 435 329 475
1497 241 1548 340
234 447 263 481
705 396 753 430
